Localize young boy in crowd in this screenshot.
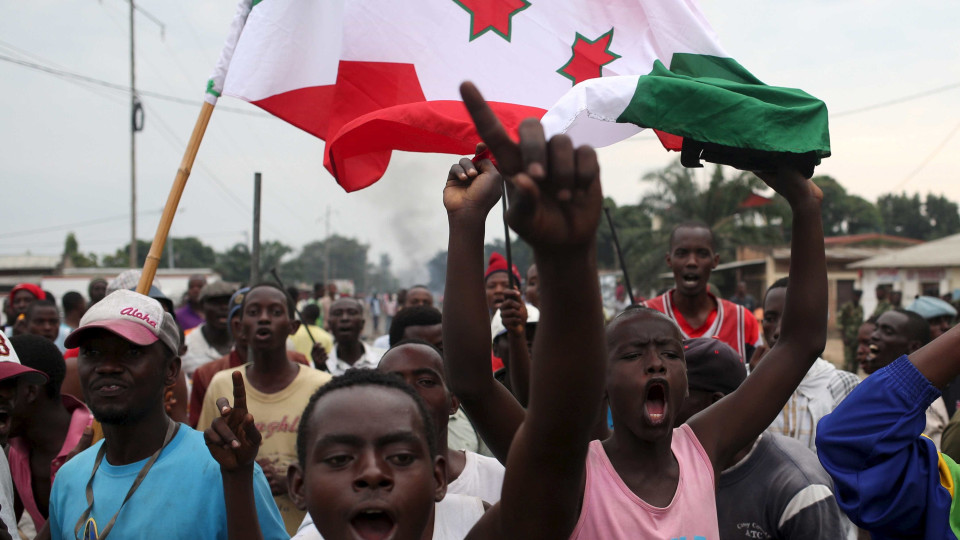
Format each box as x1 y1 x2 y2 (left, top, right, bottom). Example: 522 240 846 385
198 283 331 535
47 289 285 539
675 337 853 539
5 335 95 531
287 339 503 538
816 311 960 538
643 222 762 362
444 82 827 537
190 287 310 427
325 298 385 375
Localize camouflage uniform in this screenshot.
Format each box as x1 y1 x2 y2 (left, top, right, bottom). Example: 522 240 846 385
872 300 894 318
838 301 864 373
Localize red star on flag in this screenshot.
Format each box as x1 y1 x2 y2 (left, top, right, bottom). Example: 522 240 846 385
557 29 621 85
453 0 531 42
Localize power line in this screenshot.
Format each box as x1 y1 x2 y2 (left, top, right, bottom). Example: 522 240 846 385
833 82 960 118
0 209 163 239
0 53 270 118
890 118 960 191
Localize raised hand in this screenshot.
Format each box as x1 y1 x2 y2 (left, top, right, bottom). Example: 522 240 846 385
204 371 261 471
311 343 329 372
500 289 528 335
753 165 823 205
460 82 602 252
443 143 503 217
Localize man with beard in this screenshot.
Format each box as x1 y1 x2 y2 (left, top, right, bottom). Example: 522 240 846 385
46 290 286 540
643 223 762 362
324 298 385 375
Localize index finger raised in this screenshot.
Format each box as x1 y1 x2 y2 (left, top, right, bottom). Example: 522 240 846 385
460 82 520 174
231 370 247 412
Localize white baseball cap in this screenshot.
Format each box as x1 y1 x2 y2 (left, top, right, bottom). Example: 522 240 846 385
490 304 540 344
64 289 180 353
0 329 48 385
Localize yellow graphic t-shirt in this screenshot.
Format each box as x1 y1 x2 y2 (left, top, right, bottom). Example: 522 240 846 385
198 363 332 536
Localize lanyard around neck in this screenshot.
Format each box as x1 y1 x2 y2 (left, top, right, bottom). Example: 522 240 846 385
74 421 179 540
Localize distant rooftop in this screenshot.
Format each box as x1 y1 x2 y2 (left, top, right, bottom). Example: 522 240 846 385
850 233 960 269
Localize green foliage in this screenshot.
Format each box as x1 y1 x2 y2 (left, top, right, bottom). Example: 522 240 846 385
878 192 960 240
214 241 292 283
62 233 99 268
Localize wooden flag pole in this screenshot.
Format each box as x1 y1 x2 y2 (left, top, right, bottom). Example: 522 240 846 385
136 100 215 294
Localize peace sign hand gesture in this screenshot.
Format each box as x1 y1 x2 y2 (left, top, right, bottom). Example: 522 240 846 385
204 371 261 471
460 82 603 254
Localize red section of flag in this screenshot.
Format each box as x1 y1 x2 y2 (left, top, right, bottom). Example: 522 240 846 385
557 30 621 85
654 130 683 151
253 60 545 192
455 0 531 41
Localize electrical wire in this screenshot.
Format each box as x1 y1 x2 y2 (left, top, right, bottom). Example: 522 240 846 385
0 53 269 118
890 119 960 191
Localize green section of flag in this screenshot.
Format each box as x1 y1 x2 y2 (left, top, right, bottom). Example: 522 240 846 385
618 53 830 159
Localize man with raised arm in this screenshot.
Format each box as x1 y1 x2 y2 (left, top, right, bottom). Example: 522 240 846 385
817 313 960 538
446 82 827 538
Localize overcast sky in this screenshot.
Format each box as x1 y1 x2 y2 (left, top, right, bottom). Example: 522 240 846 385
2 0 958 283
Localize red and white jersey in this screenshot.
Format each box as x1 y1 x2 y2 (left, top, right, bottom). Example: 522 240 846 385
643 289 761 362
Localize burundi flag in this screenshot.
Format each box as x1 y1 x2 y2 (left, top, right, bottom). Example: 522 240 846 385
207 0 830 192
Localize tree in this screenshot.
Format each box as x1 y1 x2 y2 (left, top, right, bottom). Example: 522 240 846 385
215 241 293 283
62 233 98 268
925 193 960 240
427 250 448 292
101 237 217 269
280 235 370 290
878 193 933 240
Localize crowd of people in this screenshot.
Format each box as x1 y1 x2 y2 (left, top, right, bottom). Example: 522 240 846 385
1 86 960 539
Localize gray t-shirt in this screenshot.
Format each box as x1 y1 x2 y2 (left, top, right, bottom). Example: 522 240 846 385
718 433 853 540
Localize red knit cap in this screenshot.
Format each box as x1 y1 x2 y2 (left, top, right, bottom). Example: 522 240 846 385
8 283 45 303
484 253 522 286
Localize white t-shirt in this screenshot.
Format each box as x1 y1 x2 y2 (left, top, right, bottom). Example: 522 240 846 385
182 325 227 378
292 493 484 540
325 342 386 375
0 451 21 540
372 334 391 350
448 451 504 505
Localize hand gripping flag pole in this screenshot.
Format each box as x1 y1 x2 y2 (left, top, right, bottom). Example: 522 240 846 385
136 0 253 294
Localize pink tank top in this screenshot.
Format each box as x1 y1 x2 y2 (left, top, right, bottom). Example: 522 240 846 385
570 424 719 539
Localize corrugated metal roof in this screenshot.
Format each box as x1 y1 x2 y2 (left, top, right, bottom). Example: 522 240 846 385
0 255 60 270
849 233 960 269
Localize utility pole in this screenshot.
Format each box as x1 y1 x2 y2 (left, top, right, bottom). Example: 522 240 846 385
251 173 262 284
323 205 331 284
128 0 138 268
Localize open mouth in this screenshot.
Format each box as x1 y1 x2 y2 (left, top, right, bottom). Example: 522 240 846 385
681 273 700 287
866 344 879 361
644 380 668 426
350 509 396 540
254 327 273 339
0 410 11 436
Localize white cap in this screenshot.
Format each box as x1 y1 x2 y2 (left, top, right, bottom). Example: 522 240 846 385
0 329 48 385
65 289 179 354
490 303 540 344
